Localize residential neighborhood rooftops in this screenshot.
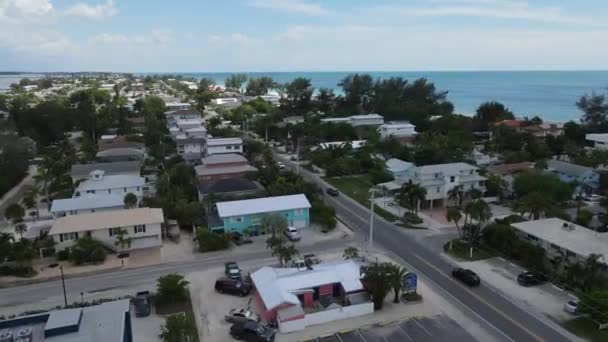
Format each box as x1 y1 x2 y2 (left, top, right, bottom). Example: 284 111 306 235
198 178 262 195
318 140 367 150
70 161 141 179
416 162 479 175
251 260 364 310
96 147 145 158
97 136 145 151
76 174 145 192
201 153 248 165
50 194 125 213
511 218 608 263
216 194 311 218
385 158 414 173
486 162 534 176
195 164 258 177
547 159 595 177
207 137 242 146
49 208 164 235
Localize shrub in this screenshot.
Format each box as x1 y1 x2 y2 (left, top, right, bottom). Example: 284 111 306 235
0 264 36 277
69 237 107 265
403 212 423 224
311 200 337 232
196 229 231 252
56 249 70 261
157 274 190 305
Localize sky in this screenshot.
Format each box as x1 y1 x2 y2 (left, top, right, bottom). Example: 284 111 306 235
1 0 608 72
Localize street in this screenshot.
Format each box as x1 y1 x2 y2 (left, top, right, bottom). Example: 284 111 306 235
275 154 574 342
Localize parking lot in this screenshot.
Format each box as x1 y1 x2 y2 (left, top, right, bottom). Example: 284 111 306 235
306 315 477 342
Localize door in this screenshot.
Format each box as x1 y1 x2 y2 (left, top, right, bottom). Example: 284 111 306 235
129 235 161 249
293 220 306 229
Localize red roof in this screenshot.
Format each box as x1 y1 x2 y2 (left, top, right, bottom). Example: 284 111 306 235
494 120 522 128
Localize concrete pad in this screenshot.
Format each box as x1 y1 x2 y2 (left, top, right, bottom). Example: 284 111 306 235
131 303 163 342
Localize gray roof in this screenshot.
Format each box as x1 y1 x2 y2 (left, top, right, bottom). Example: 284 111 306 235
198 178 262 195
71 161 140 179
207 137 242 146
385 158 414 173
202 153 248 165
96 148 145 158
217 194 311 218
416 162 478 175
547 159 595 177
76 174 145 192
195 164 258 177
50 194 125 213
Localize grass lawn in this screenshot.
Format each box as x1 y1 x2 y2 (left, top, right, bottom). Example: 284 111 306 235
443 239 496 261
562 317 608 342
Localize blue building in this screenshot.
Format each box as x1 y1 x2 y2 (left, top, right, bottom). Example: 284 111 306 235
547 160 600 196
213 194 311 234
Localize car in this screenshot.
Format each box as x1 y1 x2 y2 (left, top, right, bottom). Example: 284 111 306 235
452 268 481 286
284 226 301 241
517 271 548 286
290 156 297 161
286 259 307 269
303 253 321 267
225 261 241 279
230 321 275 342
584 194 603 202
225 307 260 324
232 232 253 246
564 300 579 314
215 278 252 296
133 291 151 317
276 162 285 169
326 188 339 197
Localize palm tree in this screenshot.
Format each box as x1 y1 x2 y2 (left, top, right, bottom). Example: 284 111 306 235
114 228 132 250
397 181 427 213
465 200 491 243
514 192 551 219
447 185 464 207
34 165 53 210
446 207 464 239
14 223 27 238
22 186 39 221
280 244 299 267
123 193 138 209
388 264 408 303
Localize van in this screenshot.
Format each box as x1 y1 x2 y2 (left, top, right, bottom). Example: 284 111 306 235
284 226 301 241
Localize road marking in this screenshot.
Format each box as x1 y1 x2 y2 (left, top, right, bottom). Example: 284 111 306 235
410 251 543 342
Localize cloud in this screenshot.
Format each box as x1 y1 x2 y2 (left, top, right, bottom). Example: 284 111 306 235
0 0 55 24
207 32 256 46
64 0 117 20
93 29 173 45
248 0 330 16
0 29 71 55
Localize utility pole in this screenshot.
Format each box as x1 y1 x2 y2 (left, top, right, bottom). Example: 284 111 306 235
296 139 300 175
60 266 68 307
369 188 376 252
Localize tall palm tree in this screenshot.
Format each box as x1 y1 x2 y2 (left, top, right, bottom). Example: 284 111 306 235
514 192 551 219
465 199 492 243
398 181 427 213
34 166 53 211
388 264 408 303
447 185 464 207
446 207 464 239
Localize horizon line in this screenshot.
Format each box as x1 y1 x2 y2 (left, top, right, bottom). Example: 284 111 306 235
2 69 608 74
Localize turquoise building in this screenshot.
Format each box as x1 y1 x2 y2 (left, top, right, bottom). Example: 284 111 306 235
213 194 311 234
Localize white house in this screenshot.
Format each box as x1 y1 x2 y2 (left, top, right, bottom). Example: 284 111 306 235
586 133 608 150
23 85 38 91
318 140 367 150
70 161 141 184
176 135 206 163
212 98 240 105
74 170 146 199
165 102 191 111
380 162 486 208
207 137 243 155
49 208 164 251
50 194 125 218
321 114 384 127
377 122 417 139
385 158 415 179
511 218 608 265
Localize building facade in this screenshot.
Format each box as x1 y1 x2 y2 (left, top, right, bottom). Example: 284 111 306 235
50 194 125 218
207 137 243 155
74 170 146 199
377 121 417 139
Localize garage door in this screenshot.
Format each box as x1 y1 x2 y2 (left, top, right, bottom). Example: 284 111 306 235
293 220 307 229
129 235 161 250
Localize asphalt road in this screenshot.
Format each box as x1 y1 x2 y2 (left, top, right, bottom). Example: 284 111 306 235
275 154 573 342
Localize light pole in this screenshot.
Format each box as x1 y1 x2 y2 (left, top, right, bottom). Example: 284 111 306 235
60 266 68 307
368 187 376 252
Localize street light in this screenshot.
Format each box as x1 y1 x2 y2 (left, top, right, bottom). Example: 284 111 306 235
368 187 377 253
60 266 68 307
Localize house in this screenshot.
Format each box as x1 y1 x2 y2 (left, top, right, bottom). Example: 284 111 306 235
379 162 486 208
70 161 141 183
0 299 132 342
50 194 125 218
197 178 265 202
176 136 206 163
318 140 367 150
546 159 600 195
49 207 164 251
586 133 608 150
97 135 145 152
74 170 146 199
194 153 258 182
207 137 243 155
212 194 311 234
466 148 500 166
494 119 522 128
126 116 146 132
385 158 415 179
165 102 191 111
377 121 417 140
511 218 608 266
282 116 305 125
486 162 534 197
251 260 373 333
211 98 240 106
96 147 146 162
522 123 563 137
165 109 202 125
23 85 38 91
321 114 384 127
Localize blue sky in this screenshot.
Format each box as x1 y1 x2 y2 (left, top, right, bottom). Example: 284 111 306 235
1 0 608 72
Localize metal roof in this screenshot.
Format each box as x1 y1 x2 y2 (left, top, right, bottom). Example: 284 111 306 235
207 137 242 146
216 194 310 218
49 208 164 235
201 153 248 165
76 174 145 192
70 161 140 179
50 194 124 213
547 159 595 178
415 162 478 175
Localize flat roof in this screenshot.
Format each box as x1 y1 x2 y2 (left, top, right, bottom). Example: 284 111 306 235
511 218 608 263
207 137 242 146
71 161 141 179
586 133 608 143
202 153 247 165
49 208 164 235
195 164 258 177
216 194 310 218
416 162 479 175
50 194 124 213
386 158 414 173
76 174 145 192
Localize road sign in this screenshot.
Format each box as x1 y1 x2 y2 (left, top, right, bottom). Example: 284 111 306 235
402 272 418 293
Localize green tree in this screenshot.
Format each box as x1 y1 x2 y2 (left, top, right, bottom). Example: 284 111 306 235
5 203 25 224
397 181 427 213
225 74 248 93
281 77 314 116
114 228 132 250
474 101 514 128
575 209 593 227
343 246 360 259
388 264 408 303
14 223 27 238
160 313 197 342
361 262 392 310
22 186 39 221
446 207 464 239
69 237 107 265
261 214 288 237
447 185 465 207
577 289 608 324
514 191 552 219
577 92 608 132
245 76 274 96
157 273 190 304
123 192 138 209
196 229 231 252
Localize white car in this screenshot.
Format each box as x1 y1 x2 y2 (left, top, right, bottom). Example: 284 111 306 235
284 226 301 241
276 161 285 169
564 300 579 314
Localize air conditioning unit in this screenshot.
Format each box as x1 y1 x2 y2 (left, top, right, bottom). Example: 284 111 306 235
15 327 33 341
0 329 13 342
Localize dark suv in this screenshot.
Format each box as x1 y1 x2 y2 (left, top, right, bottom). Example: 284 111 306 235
230 321 275 341
326 188 339 197
215 278 252 297
452 268 481 287
517 271 548 287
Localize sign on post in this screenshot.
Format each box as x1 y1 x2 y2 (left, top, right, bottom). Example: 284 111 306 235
402 272 418 293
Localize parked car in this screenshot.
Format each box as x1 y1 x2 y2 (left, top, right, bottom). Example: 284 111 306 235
564 300 579 314
133 291 151 317
284 226 301 241
230 321 275 342
276 161 285 169
287 259 307 269
225 307 260 324
452 268 481 286
215 278 252 297
303 253 321 267
232 232 253 246
517 271 548 287
225 262 241 279
326 188 339 197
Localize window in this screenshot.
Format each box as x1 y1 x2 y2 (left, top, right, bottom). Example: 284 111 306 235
109 228 122 237
450 176 455 183
436 187 440 193
60 232 78 242
136 187 140 191
470 170 474 175
527 234 538 241
107 189 111 194
232 216 242 223
87 190 96 194
226 145 233 150
134 225 146 233
124 187 127 192
295 208 303 215
434 173 441 179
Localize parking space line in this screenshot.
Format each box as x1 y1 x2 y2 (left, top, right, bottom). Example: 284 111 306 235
413 318 434 336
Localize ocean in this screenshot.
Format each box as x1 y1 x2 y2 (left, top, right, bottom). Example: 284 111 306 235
3 71 608 122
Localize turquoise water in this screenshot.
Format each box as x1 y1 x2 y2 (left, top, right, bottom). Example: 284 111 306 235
176 71 608 121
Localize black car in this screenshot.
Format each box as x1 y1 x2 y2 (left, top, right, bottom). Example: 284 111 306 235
225 261 242 279
452 268 481 286
517 271 548 286
326 188 339 196
215 278 252 296
133 291 151 317
230 321 275 342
